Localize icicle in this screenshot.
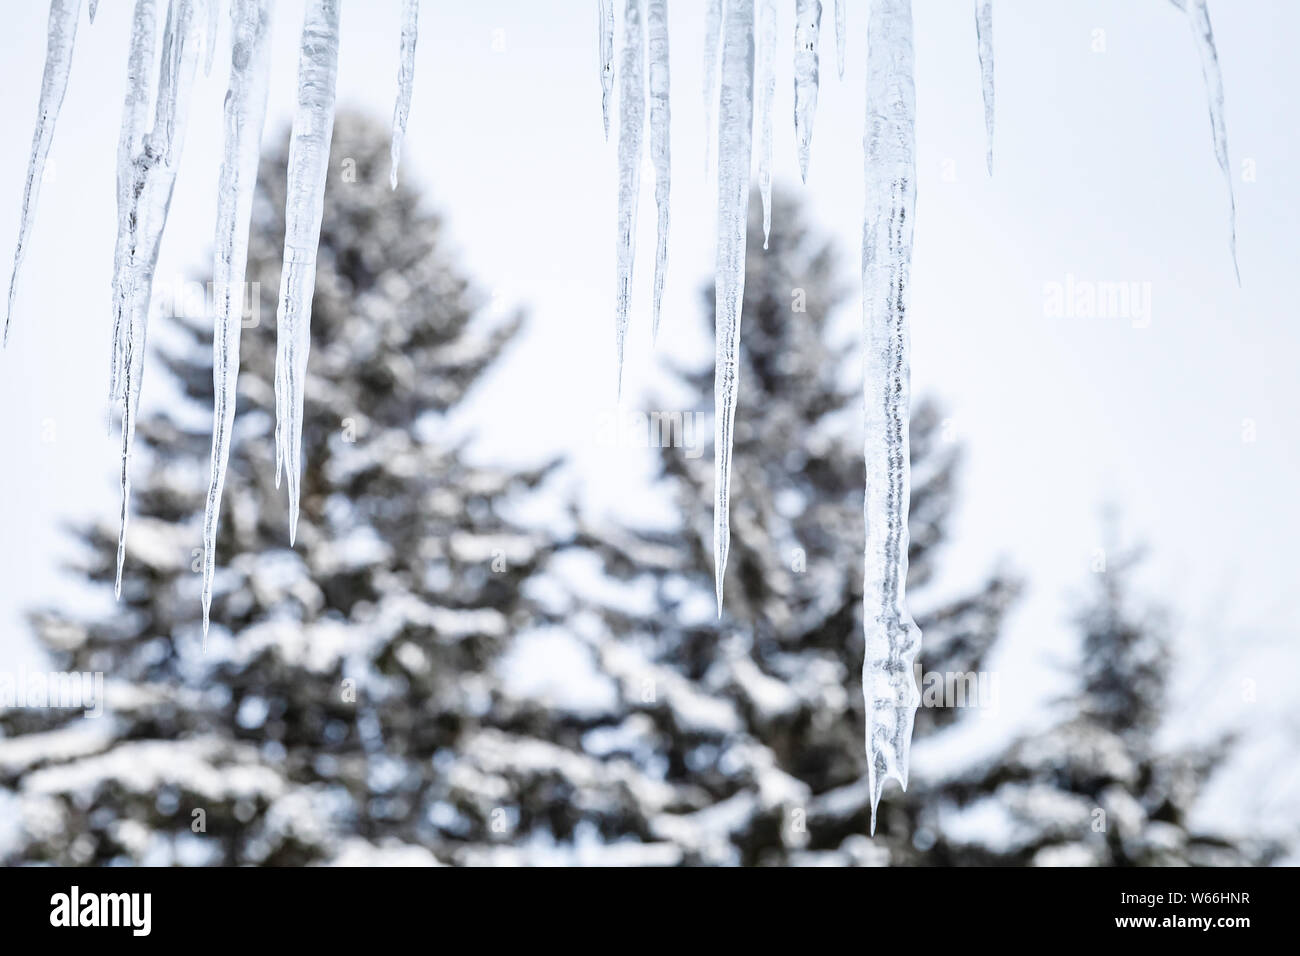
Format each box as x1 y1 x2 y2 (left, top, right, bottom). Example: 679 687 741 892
205 0 220 75
974 0 993 175
702 0 722 179
793 0 821 184
861 0 921 834
757 0 775 249
274 0 341 544
598 0 615 141
647 0 670 341
89 0 98 23
1170 0 1239 283
712 0 754 615
834 0 845 79
3 0 82 345
613 0 644 395
202 0 272 637
109 0 161 422
115 0 208 597
390 0 419 189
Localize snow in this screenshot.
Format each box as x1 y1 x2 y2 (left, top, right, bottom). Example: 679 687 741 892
649 791 756 864
499 627 619 714
204 0 273 637
389 0 418 190
647 0 670 340
274 0 341 544
230 617 355 675
613 0 645 397
328 837 443 867
974 0 993 175
20 736 285 802
793 0 821 184
721 642 800 721
0 722 114 779
861 0 921 832
579 617 742 735
452 728 681 826
711 0 755 615
4 0 81 344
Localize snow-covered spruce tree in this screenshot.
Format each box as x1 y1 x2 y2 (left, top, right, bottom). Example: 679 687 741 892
930 544 1283 866
0 114 572 865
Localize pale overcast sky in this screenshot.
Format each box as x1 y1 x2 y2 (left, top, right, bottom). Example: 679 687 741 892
0 1 1296 833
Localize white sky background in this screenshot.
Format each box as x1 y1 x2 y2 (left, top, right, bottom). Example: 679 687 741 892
0 1 1297 838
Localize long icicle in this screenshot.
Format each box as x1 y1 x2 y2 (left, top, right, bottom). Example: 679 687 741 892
116 0 208 597
4 0 82 345
598 0 615 141
110 0 161 423
861 0 920 834
1170 0 1239 283
974 0 993 175
390 0 419 189
835 0 845 79
647 0 670 341
274 0 341 544
793 0 821 184
712 0 754 615
202 0 272 638
702 0 722 179
89 0 98 22
757 0 775 249
613 0 644 395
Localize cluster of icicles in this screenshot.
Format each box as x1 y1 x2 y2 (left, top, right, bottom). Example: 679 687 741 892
3 0 418 642
2 0 1236 829
598 0 1238 828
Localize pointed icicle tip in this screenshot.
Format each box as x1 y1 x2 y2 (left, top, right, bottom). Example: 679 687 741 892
598 0 615 142
612 0 644 404
6 0 82 343
647 0 670 349
1172 0 1239 283
390 0 419 192
793 0 821 187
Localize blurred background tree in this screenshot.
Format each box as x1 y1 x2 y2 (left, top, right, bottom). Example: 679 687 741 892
0 118 1279 866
